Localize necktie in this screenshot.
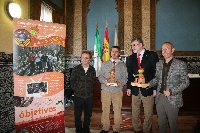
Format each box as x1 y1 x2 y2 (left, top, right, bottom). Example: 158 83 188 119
113 61 116 70
112 61 116 76
113 61 116 65
137 54 141 68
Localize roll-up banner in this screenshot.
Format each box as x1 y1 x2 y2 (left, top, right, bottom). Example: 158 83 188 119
13 18 66 133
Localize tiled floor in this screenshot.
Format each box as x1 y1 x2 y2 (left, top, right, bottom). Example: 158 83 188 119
65 106 200 133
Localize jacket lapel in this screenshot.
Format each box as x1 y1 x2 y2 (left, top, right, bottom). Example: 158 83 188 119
131 54 138 74
167 59 176 80
132 54 137 66
159 60 164 79
141 50 148 68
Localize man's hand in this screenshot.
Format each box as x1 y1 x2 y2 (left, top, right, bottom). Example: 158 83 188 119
105 82 109 87
164 89 171 97
127 89 131 96
116 79 120 86
153 90 156 97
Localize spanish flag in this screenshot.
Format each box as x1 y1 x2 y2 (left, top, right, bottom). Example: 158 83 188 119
102 23 110 62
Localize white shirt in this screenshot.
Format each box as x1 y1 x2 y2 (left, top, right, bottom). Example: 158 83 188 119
110 58 120 65
83 66 89 73
137 49 145 63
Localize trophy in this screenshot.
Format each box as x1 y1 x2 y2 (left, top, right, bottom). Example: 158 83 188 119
131 68 149 88
106 68 118 86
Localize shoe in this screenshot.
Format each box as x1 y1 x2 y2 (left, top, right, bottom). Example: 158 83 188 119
83 131 91 133
134 131 142 133
83 128 91 133
100 130 109 133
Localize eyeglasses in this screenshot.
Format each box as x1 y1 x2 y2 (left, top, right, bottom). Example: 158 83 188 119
131 43 140 47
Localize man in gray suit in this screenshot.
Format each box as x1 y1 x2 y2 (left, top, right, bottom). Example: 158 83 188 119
148 42 189 133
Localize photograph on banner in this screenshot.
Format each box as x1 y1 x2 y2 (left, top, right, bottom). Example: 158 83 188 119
13 37 65 76
26 81 48 97
13 18 66 133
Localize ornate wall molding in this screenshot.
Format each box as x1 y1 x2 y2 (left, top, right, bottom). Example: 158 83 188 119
124 0 133 56
73 0 83 56
115 0 119 13
157 51 200 57
150 0 156 50
86 0 91 14
141 0 156 50
142 0 151 50
132 0 142 39
66 0 89 55
116 0 124 54
66 0 74 55
82 0 87 50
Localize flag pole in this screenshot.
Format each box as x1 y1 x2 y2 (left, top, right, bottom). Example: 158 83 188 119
96 22 98 29
106 19 108 28
114 24 118 46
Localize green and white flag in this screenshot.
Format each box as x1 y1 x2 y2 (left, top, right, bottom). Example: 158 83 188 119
94 24 102 77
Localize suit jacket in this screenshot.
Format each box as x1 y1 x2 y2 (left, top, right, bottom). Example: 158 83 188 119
70 64 96 99
126 50 159 96
149 58 190 108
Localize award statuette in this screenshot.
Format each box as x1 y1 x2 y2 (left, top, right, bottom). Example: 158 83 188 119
106 68 118 87
131 68 149 88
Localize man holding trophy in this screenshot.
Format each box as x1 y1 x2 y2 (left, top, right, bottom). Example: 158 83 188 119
99 46 127 133
126 37 159 133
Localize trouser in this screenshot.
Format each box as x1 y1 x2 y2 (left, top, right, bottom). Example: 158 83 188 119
132 90 154 132
156 93 179 133
101 90 123 132
74 95 93 133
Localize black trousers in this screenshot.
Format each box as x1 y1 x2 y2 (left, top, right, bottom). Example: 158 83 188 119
74 95 93 133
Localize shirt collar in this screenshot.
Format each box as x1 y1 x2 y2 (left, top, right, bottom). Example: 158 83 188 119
138 49 145 56
164 58 173 65
110 58 120 64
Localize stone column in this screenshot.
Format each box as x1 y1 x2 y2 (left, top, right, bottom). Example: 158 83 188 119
73 0 83 56
65 0 74 55
142 0 150 50
124 0 133 56
142 0 156 50
82 0 90 50
132 0 142 39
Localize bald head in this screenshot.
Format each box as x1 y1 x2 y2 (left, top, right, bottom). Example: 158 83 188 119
161 42 175 63
163 42 174 49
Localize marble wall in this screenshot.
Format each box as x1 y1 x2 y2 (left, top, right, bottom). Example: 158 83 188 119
0 52 14 133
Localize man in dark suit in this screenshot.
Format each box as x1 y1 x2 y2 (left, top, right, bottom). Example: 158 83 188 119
149 42 189 133
70 50 96 133
126 37 159 133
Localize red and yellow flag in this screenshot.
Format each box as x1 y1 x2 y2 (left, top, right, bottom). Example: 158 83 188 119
102 24 110 62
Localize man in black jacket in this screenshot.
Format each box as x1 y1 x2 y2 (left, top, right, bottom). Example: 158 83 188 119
70 50 96 133
126 37 159 133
